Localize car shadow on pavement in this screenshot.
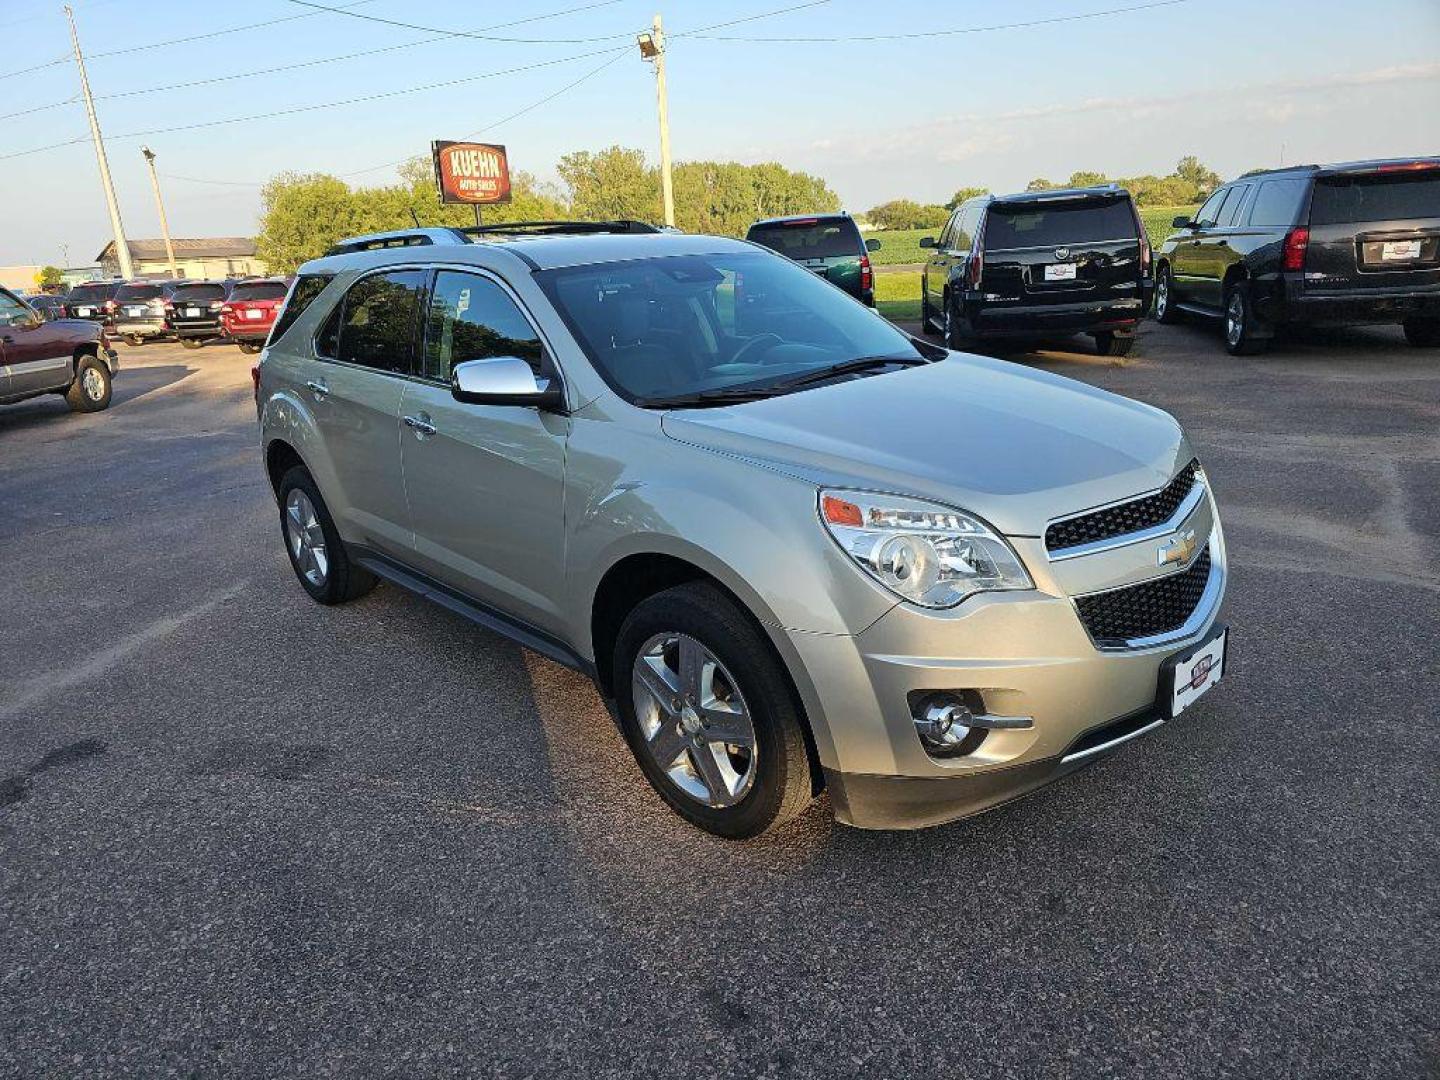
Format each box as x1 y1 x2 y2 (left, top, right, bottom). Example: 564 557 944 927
0 364 192 436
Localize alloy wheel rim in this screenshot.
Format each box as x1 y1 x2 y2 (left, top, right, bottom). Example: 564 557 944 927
1226 294 1243 346
285 489 328 587
631 632 758 809
1156 275 1168 317
82 368 105 400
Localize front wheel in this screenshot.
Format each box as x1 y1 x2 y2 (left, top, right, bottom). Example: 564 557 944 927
1224 283 1268 355
1154 264 1181 324
614 582 814 839
64 355 112 412
1403 317 1440 347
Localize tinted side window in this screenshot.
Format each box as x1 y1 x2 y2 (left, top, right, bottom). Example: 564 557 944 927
952 208 979 251
0 289 28 323
937 211 959 249
1194 189 1227 227
1247 178 1309 227
335 270 425 374
269 273 333 346
423 271 543 382
1218 184 1251 226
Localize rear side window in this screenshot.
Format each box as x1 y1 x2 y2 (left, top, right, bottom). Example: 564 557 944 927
422 270 543 382
983 199 1138 249
951 207 981 251
229 282 288 302
747 218 861 259
1248 178 1308 227
172 283 227 302
1310 172 1440 225
115 284 163 301
334 270 426 374
269 273 332 345
1218 184 1251 226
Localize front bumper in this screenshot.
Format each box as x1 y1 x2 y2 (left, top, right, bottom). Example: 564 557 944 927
967 293 1151 337
789 496 1225 830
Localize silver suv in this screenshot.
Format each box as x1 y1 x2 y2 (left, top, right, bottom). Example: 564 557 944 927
256 222 1228 838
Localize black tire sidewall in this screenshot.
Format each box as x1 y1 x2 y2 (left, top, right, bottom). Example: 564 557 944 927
1224 284 1266 355
612 583 810 839
276 465 372 605
1154 265 1181 324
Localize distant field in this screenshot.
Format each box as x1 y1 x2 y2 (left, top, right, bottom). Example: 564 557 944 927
875 271 923 321
866 205 1198 267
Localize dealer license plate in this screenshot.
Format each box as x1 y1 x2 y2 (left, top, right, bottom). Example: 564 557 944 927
1381 240 1420 261
244 308 264 320
1167 628 1226 717
1044 263 1078 281
127 306 144 316
185 307 200 317
77 307 92 316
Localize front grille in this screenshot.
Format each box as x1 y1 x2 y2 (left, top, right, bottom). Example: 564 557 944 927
1075 546 1212 646
1046 460 1200 552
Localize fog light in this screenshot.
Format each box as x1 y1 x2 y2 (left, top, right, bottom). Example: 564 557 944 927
913 693 975 755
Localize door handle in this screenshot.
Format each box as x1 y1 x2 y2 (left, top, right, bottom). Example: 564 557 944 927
403 414 437 436
305 379 328 399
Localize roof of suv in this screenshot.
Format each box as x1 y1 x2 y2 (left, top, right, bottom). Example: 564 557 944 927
984 184 1130 206
305 228 757 274
1229 156 1440 182
748 212 856 228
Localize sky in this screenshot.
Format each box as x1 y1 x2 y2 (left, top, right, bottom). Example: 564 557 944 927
1 0 1437 267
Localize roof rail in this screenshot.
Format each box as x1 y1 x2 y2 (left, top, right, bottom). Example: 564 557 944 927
324 227 469 256
457 219 662 238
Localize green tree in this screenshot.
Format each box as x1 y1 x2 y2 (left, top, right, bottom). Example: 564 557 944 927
256 172 360 273
1025 177 1060 192
945 186 988 210
1174 155 1222 199
37 266 63 289
1118 173 1196 207
864 199 949 231
557 146 659 222
1068 170 1108 188
673 160 838 236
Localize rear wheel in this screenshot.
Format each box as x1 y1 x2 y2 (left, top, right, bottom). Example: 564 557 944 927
276 466 377 605
1094 331 1135 357
64 355 112 413
920 287 934 334
180 337 203 350
613 582 814 839
943 291 971 350
1223 283 1267 356
1154 264 1181 324
1402 317 1440 347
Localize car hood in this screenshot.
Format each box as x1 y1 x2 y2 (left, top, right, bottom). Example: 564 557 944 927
660 353 1189 537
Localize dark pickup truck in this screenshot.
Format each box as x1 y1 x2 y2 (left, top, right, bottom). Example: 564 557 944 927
1155 157 1440 353
0 286 119 413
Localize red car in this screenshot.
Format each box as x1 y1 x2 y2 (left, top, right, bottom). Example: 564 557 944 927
219 278 291 354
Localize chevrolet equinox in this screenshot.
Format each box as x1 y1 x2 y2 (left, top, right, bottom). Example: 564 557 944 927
255 221 1229 838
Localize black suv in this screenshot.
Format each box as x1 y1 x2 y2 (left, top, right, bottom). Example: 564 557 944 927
1154 157 1440 354
62 280 123 326
920 186 1152 356
745 212 880 306
167 280 231 348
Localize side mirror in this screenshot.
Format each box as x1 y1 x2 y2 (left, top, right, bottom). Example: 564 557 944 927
918 236 936 249
451 356 566 411
865 238 881 252
1172 216 1194 229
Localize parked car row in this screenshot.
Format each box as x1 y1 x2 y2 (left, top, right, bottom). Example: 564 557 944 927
40 276 290 353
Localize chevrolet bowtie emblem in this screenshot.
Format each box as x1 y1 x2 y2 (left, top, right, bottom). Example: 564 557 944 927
1158 529 1197 568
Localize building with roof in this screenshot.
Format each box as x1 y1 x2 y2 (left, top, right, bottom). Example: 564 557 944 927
95 237 268 280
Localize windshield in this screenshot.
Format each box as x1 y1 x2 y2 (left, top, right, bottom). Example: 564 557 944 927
537 251 930 406
1310 172 1440 225
985 198 1138 248
746 219 861 260
228 282 287 302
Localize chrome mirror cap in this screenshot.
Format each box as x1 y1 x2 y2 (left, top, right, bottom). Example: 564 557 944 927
450 356 564 411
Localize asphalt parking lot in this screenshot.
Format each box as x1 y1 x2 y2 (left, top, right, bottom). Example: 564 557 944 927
2 322 1436 1078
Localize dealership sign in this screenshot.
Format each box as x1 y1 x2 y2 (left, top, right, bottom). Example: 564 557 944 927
431 141 512 205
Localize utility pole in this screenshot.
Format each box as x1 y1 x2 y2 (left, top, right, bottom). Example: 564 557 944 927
140 146 179 278
65 4 133 280
638 15 675 227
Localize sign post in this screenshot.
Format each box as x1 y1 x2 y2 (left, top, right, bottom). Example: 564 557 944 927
431 141 513 224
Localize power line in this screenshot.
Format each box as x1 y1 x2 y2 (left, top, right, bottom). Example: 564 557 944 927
688 0 1191 42
84 0 382 60
0 0 624 123
279 0 635 44
0 54 70 82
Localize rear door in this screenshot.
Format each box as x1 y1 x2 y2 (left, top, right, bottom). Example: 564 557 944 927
981 195 1144 307
398 268 569 634
1304 165 1440 292
308 269 424 557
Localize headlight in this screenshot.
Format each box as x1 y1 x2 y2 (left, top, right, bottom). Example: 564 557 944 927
819 490 1032 608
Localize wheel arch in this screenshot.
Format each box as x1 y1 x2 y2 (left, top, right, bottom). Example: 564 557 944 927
264 438 307 498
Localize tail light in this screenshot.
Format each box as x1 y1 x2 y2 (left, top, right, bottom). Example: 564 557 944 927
209 301 223 311
104 299 117 312
1282 227 1309 271
220 304 234 315
967 239 984 289
1130 201 1152 274
859 254 873 292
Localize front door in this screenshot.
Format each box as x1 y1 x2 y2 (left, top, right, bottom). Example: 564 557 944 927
399 268 569 635
924 211 959 313
308 268 426 557
0 290 72 396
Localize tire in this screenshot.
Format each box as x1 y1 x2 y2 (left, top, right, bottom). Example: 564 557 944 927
919 287 934 334
1153 264 1182 324
1402 317 1440 347
1094 331 1135 357
1223 282 1267 356
238 341 262 355
124 334 144 347
180 337 204 350
276 465 377 605
613 581 814 839
943 291 972 351
64 355 112 413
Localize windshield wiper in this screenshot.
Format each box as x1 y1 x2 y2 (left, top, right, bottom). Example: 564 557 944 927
644 386 785 408
767 354 930 391
645 355 929 409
